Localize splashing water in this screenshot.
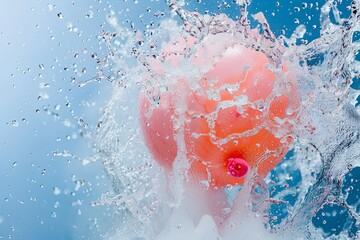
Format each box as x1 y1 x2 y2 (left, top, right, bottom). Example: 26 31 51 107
93 0 360 239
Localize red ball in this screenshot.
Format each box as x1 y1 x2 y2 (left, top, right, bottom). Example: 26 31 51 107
140 33 299 188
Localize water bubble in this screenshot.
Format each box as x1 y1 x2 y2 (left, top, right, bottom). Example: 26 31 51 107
57 12 63 19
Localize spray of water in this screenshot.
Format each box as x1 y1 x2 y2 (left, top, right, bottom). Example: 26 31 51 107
93 0 360 239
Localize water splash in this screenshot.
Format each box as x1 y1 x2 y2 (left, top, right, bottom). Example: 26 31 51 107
93 0 360 239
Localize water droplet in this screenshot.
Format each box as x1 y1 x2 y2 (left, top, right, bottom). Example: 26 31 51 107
11 120 19 127
63 119 72 127
74 180 85 191
85 10 93 18
54 201 60 208
48 4 55 11
53 187 61 195
57 13 63 19
222 208 231 215
38 92 50 100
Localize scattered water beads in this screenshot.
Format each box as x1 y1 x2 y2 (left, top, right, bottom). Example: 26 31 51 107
94 0 360 239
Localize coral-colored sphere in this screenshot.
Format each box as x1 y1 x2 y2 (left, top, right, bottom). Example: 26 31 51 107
140 33 299 188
